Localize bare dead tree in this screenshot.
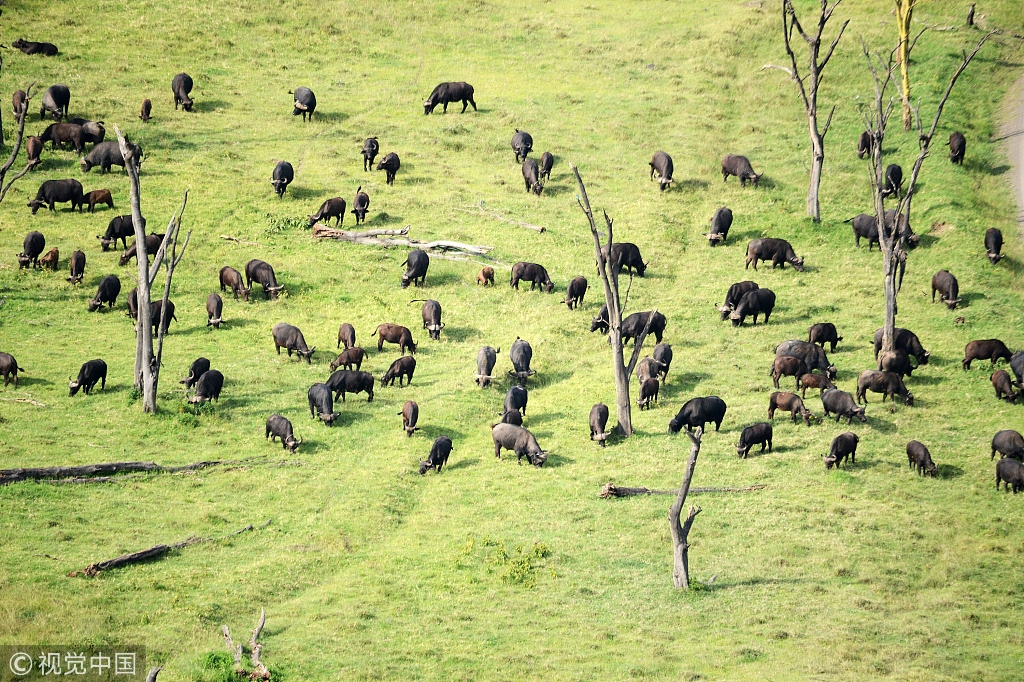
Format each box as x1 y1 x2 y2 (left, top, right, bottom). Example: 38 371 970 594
115 124 191 413
0 83 36 202
669 427 703 589
571 164 655 437
860 31 993 354
762 0 848 222
222 609 271 680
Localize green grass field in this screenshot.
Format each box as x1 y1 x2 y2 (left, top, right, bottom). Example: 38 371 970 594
2 0 1024 679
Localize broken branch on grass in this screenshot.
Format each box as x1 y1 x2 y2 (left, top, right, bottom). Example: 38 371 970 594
312 223 494 257
0 459 221 485
600 483 766 498
453 200 547 232
0 396 46 407
220 235 263 247
222 610 270 680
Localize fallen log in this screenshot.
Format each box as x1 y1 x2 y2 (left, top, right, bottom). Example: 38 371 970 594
69 521 268 577
312 223 494 257
0 396 46 407
0 459 221 485
220 235 263 247
454 200 547 232
600 483 766 498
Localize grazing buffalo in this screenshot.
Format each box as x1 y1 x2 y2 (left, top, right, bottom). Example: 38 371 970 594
649 151 673 190
415 299 444 340
1011 351 1024 389
985 228 1003 264
40 123 84 153
126 288 139 320
991 370 1017 403
39 247 58 271
637 378 659 410
266 415 301 453
668 396 727 433
12 90 27 117
361 139 379 171
220 266 251 301
148 299 178 335
28 178 84 213
491 423 547 466
808 323 842 352
771 356 808 390
67 249 86 284
511 130 533 163
718 281 759 320
0 353 25 388
963 339 1012 370
420 436 454 474
85 189 113 212
172 73 194 111
509 338 535 385
272 323 315 363
590 304 610 334
906 441 937 476
991 430 1024 461
376 152 400 186
721 154 760 186
118 234 164 266
351 187 370 223
139 99 152 122
478 266 495 286
799 372 834 398
824 432 859 469
654 343 673 381
622 310 666 345
69 359 107 396
877 349 914 378
931 270 961 309
856 370 913 406
873 327 929 365
402 249 429 288
382 356 416 387
337 323 356 350
180 357 210 390
768 391 814 426
26 136 43 167
730 288 775 327
271 161 294 198
522 158 542 195
708 207 732 246
857 130 870 159
776 340 836 380
476 346 499 387
206 293 223 328
636 357 663 383
996 458 1024 494
500 410 524 426
948 131 966 165
326 370 375 402
99 214 142 251
424 82 476 114
401 400 420 437
539 152 554 181
307 383 339 425
291 87 316 120
81 140 141 173
504 385 528 416
39 84 70 121
565 276 588 309
821 388 866 424
18 231 45 269
737 423 773 458
590 403 610 446
602 243 647 277
510 262 554 292
68 118 105 145
372 323 417 354
882 163 903 197
88 275 121 311
309 197 345 227
330 347 365 372
13 38 58 56
745 238 804 271
846 214 880 250
245 259 284 300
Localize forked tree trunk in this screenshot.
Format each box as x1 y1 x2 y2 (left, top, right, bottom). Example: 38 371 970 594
807 122 825 221
669 427 703 589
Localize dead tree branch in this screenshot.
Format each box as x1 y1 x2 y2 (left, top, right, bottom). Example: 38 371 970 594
0 396 46 408
145 667 162 682
669 427 703 589
220 235 263 247
221 626 244 673
600 483 766 498
0 459 222 485
249 608 270 680
453 200 547 232
0 83 35 203
312 224 494 256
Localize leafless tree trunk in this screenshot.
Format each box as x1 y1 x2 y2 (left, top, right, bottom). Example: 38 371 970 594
861 32 993 354
763 0 847 222
571 164 654 437
115 125 191 413
669 427 703 589
0 84 36 202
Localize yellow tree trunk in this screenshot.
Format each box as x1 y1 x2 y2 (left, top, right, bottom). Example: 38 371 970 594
895 0 916 131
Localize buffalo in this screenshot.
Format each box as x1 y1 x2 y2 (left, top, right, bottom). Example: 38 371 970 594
245 259 284 300
820 388 865 424
768 391 814 426
511 129 533 163
402 249 429 288
291 87 316 121
931 270 961 309
139 98 152 122
776 340 836 380
736 423 773 458
509 338 535 385
126 288 139 320
40 122 84 153
590 403 610 446
206 293 224 328
882 163 903 197
708 207 732 246
1011 351 1024 389
500 410 524 426
602 243 647 277
118 234 164 267
39 247 58 271
361 139 379 171
26 136 43 168
476 346 499 387
799 372 834 398
985 228 1003 264
69 359 107 396
401 400 420 437
565 276 588 309
771 356 808 390
85 189 114 213
718 281 759 320
330 347 365 372
621 310 666 345
522 158 542 195
668 396 727 433
424 82 476 114
0 353 25 388
872 327 929 365
381 356 416 387
745 238 804 271
991 430 1024 461
376 152 400 185
372 323 417 354
17 231 45 269
649 151 673 190
906 440 937 476
996 458 1024 494
271 161 294 198
266 415 301 453
180 357 211 390
846 214 880 250
637 378 659 410
477 266 495 286
721 154 760 186
420 436 454 474
68 118 105 145
963 339 1012 370
67 249 86 284
98 214 142 251
948 131 965 165
877 349 914 379
352 187 370 223
12 90 27 117
220 266 251 301
415 299 444 340
337 322 356 350
510 262 553 292
172 73 194 111
148 299 178 335
88 275 121 311
991 370 1017 403
539 152 554 181
326 370 375 402
13 39 58 56
309 197 346 227
28 178 84 214
653 343 673 381
504 385 528 416
730 288 775 327
39 84 70 121
590 304 610 334
272 323 315 363
307 383 339 425
491 423 547 466
636 357 664 384
824 432 859 469
856 370 913 406
808 323 842 352
81 140 141 174
857 130 870 158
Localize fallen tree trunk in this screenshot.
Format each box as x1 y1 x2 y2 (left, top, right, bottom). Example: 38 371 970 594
600 483 765 498
312 223 494 256
0 459 221 485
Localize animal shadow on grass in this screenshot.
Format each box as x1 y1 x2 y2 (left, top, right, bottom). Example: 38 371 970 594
421 271 462 287
439 325 480 343
203 316 258 330
417 424 467 442
190 99 231 113
935 463 964 479
673 178 709 191
530 369 572 390
442 457 479 472
965 158 1009 176
956 291 985 307
285 186 322 201
540 183 571 197
306 110 348 123
399 176 434 186
10 375 53 388
369 211 405 225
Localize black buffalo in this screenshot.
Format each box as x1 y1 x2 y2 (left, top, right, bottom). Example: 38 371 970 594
67 249 86 284
402 249 429 288
376 152 400 185
745 238 804 271
565 276 588 309
602 243 647 277
991 370 1017 403
326 369 375 402
996 458 1024 494
491 423 547 466
721 154 760 186
381 356 416 387
653 343 673 381
361 139 379 171
28 179 83 214
401 400 420 437
337 323 356 350
307 383 339 425
118 233 164 267
415 299 444 340
245 259 284 299
476 346 499 387
271 161 294 198
590 403 610 446
69 359 106 396
718 280 759 320
963 339 1012 370
539 152 554 181
824 432 858 469
88 274 121 311
140 98 152 122
872 327 929 366
424 82 476 114
948 131 965 165
39 84 70 121
511 129 532 163
220 265 251 301
985 228 1003 264
13 39 58 56
857 130 870 159
877 349 914 378
808 323 842 352
40 123 84 153
180 357 211 390
776 340 836 380
856 370 913 406
98 214 143 251
504 385 528 416
420 436 454 474
708 206 732 246
266 414 301 453
272 323 315 362
668 396 727 433
931 270 961 309
68 118 105 145
510 262 553 292
991 430 1024 461
821 388 865 424
17 231 45 269
906 440 937 476
82 140 141 174
309 197 346 227
622 310 666 345
352 187 370 224
882 163 903 197
291 87 316 121
1011 351 1024 389
0 353 23 388
736 422 772 458
522 158 542 195
649 151 673 190
730 288 775 327
172 73 194 111
509 338 535 385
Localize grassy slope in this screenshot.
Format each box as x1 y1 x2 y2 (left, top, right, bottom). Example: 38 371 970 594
1 0 1023 679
